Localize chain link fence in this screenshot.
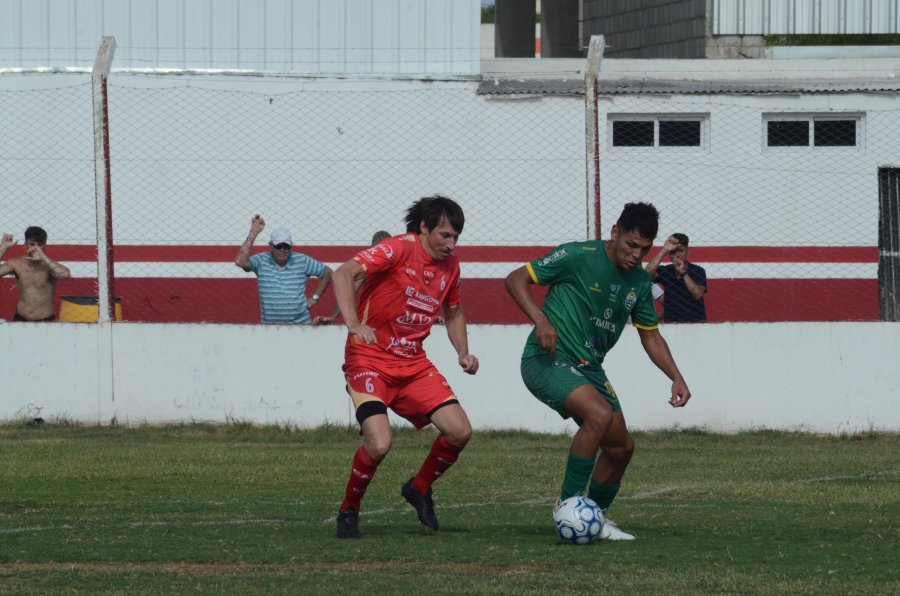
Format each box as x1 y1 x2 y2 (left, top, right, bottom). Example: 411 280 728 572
598 90 886 323
1 67 892 324
0 78 100 319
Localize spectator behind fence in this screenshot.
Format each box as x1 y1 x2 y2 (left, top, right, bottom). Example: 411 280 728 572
315 230 391 326
0 227 71 322
235 214 333 324
645 233 707 323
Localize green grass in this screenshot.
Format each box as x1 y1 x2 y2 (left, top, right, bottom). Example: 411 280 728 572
1 423 897 594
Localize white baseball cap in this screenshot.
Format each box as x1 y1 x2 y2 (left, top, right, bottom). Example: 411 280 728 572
270 228 293 245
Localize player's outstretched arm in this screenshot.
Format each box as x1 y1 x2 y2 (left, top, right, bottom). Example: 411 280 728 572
504 266 557 352
443 303 478 375
637 327 691 408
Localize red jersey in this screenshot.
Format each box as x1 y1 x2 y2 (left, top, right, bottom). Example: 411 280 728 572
345 233 461 362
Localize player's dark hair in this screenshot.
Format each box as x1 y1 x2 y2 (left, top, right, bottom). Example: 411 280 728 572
615 203 659 240
672 232 689 247
24 226 48 245
370 230 391 246
404 195 465 234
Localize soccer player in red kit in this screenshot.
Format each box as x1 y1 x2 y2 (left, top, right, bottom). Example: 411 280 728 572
332 196 479 539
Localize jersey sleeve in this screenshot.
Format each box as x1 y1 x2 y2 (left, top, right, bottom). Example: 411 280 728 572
525 244 576 286
353 235 405 276
443 265 462 307
631 280 659 330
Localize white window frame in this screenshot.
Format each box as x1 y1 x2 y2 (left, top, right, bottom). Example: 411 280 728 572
607 114 709 153
763 113 865 153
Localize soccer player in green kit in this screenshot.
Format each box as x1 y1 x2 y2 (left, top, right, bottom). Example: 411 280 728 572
504 202 691 541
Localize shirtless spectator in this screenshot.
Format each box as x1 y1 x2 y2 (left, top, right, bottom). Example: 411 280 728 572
0 227 71 321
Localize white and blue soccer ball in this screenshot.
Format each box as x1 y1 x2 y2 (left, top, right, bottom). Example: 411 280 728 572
553 496 605 545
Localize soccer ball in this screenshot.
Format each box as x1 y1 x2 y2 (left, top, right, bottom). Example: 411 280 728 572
553 496 605 545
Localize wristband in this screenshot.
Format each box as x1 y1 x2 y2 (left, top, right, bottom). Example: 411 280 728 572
312 294 319 301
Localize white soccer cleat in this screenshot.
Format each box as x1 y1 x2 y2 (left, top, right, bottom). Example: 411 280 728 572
600 518 635 541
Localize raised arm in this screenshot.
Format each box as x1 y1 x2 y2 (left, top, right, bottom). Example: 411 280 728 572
637 327 691 408
443 303 478 374
236 215 265 271
504 266 557 353
644 235 679 279
0 233 14 261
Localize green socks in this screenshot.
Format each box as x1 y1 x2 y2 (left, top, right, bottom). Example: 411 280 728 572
560 452 595 500
588 480 620 512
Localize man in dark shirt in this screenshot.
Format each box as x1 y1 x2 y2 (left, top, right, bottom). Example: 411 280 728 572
645 233 707 322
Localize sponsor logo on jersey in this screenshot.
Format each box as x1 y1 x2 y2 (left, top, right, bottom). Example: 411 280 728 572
603 308 613 319
608 283 620 303
424 270 435 285
407 298 436 313
584 337 605 361
387 335 420 355
396 310 432 326
590 316 617 334
624 289 637 311
590 282 603 293
352 371 379 380
360 243 393 262
538 248 567 267
405 267 417 277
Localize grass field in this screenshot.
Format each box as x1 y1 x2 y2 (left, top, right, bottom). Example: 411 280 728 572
0 423 897 594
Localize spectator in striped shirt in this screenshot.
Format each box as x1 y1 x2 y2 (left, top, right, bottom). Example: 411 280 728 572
235 214 333 324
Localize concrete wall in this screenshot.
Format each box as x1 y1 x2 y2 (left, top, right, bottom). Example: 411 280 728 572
2 321 897 434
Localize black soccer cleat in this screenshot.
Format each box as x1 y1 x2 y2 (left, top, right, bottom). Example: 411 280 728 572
401 478 439 531
336 507 361 539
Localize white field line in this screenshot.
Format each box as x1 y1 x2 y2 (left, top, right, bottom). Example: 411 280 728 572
5 473 892 536
791 469 900 484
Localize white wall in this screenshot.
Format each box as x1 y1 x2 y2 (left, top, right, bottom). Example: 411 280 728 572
2 321 897 434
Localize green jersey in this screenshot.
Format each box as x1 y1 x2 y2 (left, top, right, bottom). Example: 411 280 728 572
522 240 659 368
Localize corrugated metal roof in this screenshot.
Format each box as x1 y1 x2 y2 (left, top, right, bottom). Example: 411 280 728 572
598 79 900 94
713 0 900 35
477 79 584 96
0 0 480 76
477 78 900 96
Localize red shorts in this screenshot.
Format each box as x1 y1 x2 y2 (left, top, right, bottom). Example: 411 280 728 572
343 357 456 429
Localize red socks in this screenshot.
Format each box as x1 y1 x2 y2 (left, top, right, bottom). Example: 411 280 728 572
411 435 464 494
340 445 380 512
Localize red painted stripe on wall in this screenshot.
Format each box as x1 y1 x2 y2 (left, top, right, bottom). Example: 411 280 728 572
2 245 881 263
0 278 878 323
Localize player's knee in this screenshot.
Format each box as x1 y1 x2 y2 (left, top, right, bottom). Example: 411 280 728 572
443 423 472 447
365 435 392 460
581 407 613 438
603 435 634 464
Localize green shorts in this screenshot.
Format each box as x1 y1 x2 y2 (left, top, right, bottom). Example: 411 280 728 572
520 352 622 418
